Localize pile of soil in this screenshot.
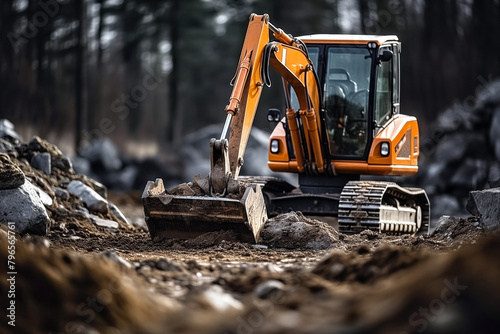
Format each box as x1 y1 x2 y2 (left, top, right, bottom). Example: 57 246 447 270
0 134 132 235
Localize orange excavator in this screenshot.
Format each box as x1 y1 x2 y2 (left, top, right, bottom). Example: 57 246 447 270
142 14 430 243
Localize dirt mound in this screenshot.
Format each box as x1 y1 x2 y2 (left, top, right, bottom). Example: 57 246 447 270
261 212 340 249
312 243 428 284
431 215 484 243
0 133 132 236
0 231 174 334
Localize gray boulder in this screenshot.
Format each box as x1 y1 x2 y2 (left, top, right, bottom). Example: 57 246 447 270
0 153 25 190
450 158 488 190
466 188 500 231
79 137 122 172
31 152 52 175
70 155 91 176
0 119 22 142
489 107 500 161
0 180 50 235
67 180 108 214
0 138 18 157
431 194 461 220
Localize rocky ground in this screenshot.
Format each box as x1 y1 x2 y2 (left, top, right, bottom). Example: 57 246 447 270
1 117 500 334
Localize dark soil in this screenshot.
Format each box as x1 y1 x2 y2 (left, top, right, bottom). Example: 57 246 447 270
1 189 498 334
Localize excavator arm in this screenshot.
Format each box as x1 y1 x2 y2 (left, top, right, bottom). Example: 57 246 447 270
210 14 325 196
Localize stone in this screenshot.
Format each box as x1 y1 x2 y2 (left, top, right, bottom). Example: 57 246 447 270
476 79 500 110
419 161 449 195
431 194 461 220
88 214 119 230
489 179 500 189
67 180 108 214
130 217 148 231
450 158 488 190
31 184 53 206
0 153 25 190
54 187 70 201
253 280 285 299
28 136 73 172
155 259 182 272
108 202 129 225
70 155 91 175
197 285 243 312
105 165 138 191
488 162 500 188
466 188 500 231
434 132 487 164
0 180 50 235
0 119 22 142
31 152 52 175
80 175 107 198
489 107 500 161
0 138 18 157
100 251 132 269
79 137 122 172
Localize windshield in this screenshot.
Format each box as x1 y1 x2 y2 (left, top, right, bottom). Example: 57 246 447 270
324 46 372 158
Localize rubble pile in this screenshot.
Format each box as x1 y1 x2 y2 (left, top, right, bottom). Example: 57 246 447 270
415 79 500 219
0 119 131 235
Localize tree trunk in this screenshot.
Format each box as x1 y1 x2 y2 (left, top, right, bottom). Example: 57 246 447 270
75 0 88 153
167 0 181 144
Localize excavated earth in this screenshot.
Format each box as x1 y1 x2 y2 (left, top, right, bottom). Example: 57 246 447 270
2 188 500 334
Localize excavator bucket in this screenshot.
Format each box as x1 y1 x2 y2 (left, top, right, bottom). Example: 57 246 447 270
142 177 268 243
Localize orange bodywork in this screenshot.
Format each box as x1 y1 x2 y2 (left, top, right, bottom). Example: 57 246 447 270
268 114 420 176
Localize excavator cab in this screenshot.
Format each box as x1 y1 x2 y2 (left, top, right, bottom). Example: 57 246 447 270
279 37 400 163
268 36 429 233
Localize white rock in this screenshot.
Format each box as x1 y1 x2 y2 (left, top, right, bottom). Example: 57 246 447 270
88 214 119 230
109 202 129 225
67 180 108 214
198 285 244 312
32 184 53 206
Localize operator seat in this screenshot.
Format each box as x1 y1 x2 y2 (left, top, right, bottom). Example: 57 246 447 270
328 69 357 96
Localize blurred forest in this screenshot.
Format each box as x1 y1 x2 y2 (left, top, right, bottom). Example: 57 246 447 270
1 0 500 156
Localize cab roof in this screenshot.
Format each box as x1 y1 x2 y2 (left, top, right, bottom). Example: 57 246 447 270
297 34 399 45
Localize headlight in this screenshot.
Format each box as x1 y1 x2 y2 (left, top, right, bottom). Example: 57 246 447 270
367 42 378 49
380 142 390 157
270 139 279 154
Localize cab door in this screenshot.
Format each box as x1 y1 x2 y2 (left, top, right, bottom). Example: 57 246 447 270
374 44 400 132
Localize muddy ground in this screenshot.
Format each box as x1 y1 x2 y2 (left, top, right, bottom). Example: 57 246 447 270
1 190 500 334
